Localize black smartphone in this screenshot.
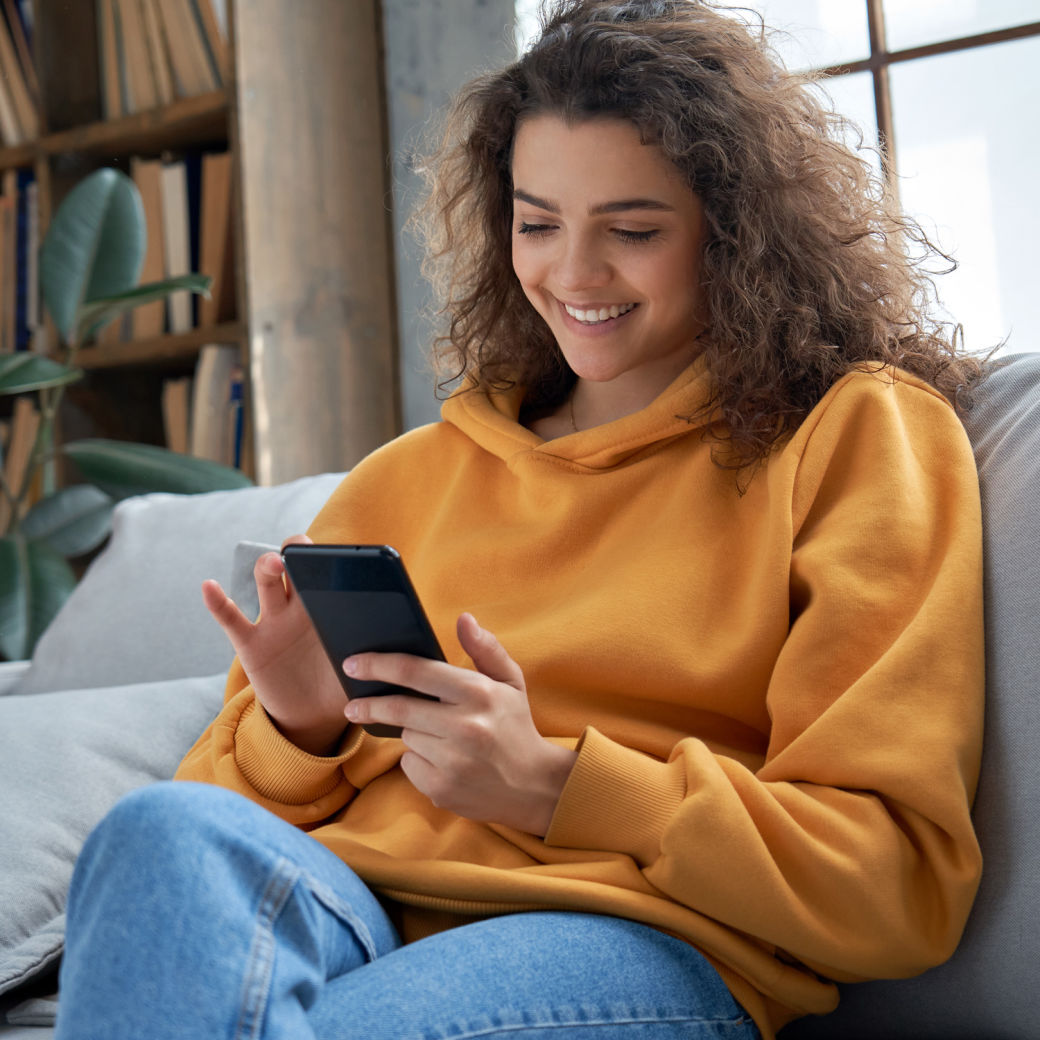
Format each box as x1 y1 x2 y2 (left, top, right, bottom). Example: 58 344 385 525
281 544 445 738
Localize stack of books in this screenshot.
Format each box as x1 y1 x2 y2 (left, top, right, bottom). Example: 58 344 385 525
161 343 244 468
97 0 228 117
96 147 236 343
0 0 38 146
0 166 38 354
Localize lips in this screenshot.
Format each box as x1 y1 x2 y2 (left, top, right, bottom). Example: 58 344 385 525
562 302 638 325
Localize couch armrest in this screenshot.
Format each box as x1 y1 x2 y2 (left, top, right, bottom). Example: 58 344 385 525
0 660 30 697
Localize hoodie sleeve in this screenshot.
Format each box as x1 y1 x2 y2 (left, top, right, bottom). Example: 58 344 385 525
174 657 366 825
545 371 985 983
174 471 386 824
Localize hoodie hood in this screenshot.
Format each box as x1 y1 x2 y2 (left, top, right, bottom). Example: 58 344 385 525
441 357 717 472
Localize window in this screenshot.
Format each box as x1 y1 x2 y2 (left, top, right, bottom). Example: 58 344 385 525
757 0 1040 354
515 1 1040 354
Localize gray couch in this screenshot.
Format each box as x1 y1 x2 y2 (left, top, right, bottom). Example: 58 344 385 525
2 355 1038 1038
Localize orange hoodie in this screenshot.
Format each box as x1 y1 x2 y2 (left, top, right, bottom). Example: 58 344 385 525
177 360 984 1038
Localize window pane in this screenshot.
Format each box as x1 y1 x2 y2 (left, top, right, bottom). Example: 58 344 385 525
754 0 870 70
890 37 1040 352
815 69 878 148
886 0 1039 51
515 0 542 54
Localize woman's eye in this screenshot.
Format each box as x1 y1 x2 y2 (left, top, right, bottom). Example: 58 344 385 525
614 228 659 244
517 221 555 237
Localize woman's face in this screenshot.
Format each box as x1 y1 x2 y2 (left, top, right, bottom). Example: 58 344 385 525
511 114 707 395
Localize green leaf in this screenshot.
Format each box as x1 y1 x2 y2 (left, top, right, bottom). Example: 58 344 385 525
21 484 115 558
63 439 253 500
0 534 76 661
0 353 83 396
39 168 145 344
76 274 213 344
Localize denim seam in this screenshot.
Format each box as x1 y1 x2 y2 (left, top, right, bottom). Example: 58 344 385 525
301 873 381 963
234 856 300 1040
417 1008 755 1039
426 1018 753 1039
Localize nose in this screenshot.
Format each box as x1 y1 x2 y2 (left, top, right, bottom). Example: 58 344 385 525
553 233 612 292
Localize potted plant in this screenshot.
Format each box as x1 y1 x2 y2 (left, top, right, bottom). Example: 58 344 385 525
0 167 251 660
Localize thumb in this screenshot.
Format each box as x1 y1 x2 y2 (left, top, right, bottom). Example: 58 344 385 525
457 613 525 692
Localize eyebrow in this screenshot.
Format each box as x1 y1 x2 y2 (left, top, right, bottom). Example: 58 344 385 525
512 189 676 216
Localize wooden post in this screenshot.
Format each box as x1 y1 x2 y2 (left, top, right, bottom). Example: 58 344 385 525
233 0 400 484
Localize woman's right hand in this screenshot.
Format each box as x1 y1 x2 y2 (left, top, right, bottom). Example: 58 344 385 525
201 534 350 755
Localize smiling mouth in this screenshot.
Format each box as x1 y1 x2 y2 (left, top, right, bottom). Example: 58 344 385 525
563 302 638 325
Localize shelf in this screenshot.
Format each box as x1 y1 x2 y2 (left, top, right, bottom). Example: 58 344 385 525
71 322 245 370
0 91 230 171
43 91 229 158
0 141 34 170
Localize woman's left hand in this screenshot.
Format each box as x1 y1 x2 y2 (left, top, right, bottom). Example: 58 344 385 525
342 613 577 836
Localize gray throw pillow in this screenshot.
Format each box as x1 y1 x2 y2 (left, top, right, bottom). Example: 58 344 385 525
783 352 1040 1037
0 673 226 999
13 472 345 695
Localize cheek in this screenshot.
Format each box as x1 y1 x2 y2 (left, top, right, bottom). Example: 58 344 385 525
511 239 534 283
655 245 703 313
511 244 546 305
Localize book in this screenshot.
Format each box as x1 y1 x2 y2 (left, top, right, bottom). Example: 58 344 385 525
22 171 37 341
114 0 158 113
176 0 220 90
161 374 192 454
159 157 191 332
0 43 23 143
1 0 39 111
197 150 233 327
189 343 238 463
140 0 175 105
0 170 16 354
13 167 34 351
0 4 36 139
156 0 218 98
226 363 243 468
0 395 39 530
130 155 166 338
187 0 228 84
185 153 202 323
96 0 124 120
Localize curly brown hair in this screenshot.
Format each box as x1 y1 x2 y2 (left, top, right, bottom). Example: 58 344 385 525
414 0 982 467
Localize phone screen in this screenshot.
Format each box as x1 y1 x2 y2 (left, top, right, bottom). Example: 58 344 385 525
282 544 444 737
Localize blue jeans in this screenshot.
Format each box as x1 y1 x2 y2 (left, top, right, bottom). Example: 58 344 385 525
55 782 760 1039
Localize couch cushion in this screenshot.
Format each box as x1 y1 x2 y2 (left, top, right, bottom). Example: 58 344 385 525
13 472 346 695
782 352 1040 1038
0 673 226 1001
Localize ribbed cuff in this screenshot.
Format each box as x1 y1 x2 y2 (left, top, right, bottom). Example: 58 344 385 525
234 700 364 805
544 726 687 866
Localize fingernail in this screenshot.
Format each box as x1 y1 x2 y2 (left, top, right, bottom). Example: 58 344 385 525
343 657 358 676
344 701 359 721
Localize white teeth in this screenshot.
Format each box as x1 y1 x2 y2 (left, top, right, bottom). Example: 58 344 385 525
564 302 636 324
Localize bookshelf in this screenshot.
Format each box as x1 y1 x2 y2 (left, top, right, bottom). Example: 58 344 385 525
0 0 400 485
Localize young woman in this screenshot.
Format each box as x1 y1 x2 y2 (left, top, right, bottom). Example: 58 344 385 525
54 2 985 1038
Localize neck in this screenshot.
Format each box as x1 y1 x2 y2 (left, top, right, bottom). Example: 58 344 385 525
568 364 687 431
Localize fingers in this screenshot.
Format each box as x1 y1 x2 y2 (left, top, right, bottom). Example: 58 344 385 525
343 651 471 706
343 617 524 707
456 613 525 691
345 691 444 736
255 530 315 619
266 533 313 614
201 579 253 648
